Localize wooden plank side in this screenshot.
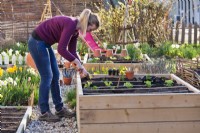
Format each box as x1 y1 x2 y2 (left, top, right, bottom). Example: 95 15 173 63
175 21 179 43
76 73 82 133
181 22 185 44
194 23 198 44
80 122 200 133
80 108 200 124
188 24 192 44
79 94 200 109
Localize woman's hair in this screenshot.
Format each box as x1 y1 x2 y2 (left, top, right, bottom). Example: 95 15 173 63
78 9 100 37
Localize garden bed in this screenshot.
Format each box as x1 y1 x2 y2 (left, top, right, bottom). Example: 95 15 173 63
1 106 32 133
76 74 200 133
83 53 152 73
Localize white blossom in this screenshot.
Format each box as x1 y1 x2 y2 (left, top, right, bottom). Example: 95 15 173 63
15 50 20 56
171 44 180 49
8 49 13 56
13 81 17 86
6 77 14 84
16 42 20 47
1 51 7 57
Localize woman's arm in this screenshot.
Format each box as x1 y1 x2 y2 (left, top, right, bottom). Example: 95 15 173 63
68 32 81 61
57 21 76 62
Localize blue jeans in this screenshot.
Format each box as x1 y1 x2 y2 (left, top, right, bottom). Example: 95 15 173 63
28 36 63 113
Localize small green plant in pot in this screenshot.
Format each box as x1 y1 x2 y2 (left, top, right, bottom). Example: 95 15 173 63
125 67 134 80
62 68 75 85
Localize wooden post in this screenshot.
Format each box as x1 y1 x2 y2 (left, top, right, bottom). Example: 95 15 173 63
175 21 180 43
194 23 198 44
188 23 192 44
181 22 185 44
169 25 173 42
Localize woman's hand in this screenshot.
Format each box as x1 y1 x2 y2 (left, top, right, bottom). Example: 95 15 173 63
78 67 89 78
71 58 89 78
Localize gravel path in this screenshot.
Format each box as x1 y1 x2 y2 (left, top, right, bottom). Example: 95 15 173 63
25 84 78 133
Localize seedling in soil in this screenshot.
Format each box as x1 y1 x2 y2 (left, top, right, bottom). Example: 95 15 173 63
124 56 131 60
105 60 114 63
145 81 152 88
111 86 115 90
165 80 174 87
104 81 113 87
110 56 117 60
124 82 134 88
92 86 98 90
84 81 92 88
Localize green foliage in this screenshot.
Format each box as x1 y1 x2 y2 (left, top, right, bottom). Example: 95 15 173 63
145 81 152 88
96 1 171 44
65 89 76 109
77 40 88 57
126 44 142 61
84 81 92 88
0 42 28 56
92 86 98 90
165 80 174 87
104 81 113 87
87 57 100 63
124 82 133 88
0 66 40 106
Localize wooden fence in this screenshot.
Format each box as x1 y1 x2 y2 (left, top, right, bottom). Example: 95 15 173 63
0 0 99 43
170 22 200 44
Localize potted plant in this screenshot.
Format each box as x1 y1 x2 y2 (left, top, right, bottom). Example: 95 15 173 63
120 49 128 57
106 49 113 57
125 67 134 80
94 49 101 57
64 61 71 69
62 68 75 85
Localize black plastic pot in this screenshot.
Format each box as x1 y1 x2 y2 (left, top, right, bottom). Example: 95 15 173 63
108 69 113 76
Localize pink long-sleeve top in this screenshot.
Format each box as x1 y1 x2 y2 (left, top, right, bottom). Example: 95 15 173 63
35 16 79 62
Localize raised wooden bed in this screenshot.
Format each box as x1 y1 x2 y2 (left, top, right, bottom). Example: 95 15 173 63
1 106 32 133
76 74 200 133
83 53 152 73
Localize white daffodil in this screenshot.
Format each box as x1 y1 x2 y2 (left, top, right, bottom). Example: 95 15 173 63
27 68 37 75
15 50 20 56
28 77 31 82
0 80 4 86
13 81 17 86
1 51 7 57
16 42 20 47
6 77 13 84
3 80 8 86
8 49 13 56
171 44 180 49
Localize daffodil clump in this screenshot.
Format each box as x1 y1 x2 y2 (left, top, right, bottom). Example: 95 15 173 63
0 66 39 106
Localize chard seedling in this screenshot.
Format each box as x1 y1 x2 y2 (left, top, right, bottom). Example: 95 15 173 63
165 80 174 87
84 81 92 88
104 81 113 87
145 81 152 88
124 82 133 88
92 86 98 90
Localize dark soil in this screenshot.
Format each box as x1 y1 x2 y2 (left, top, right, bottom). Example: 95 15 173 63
1 107 27 133
81 76 193 95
